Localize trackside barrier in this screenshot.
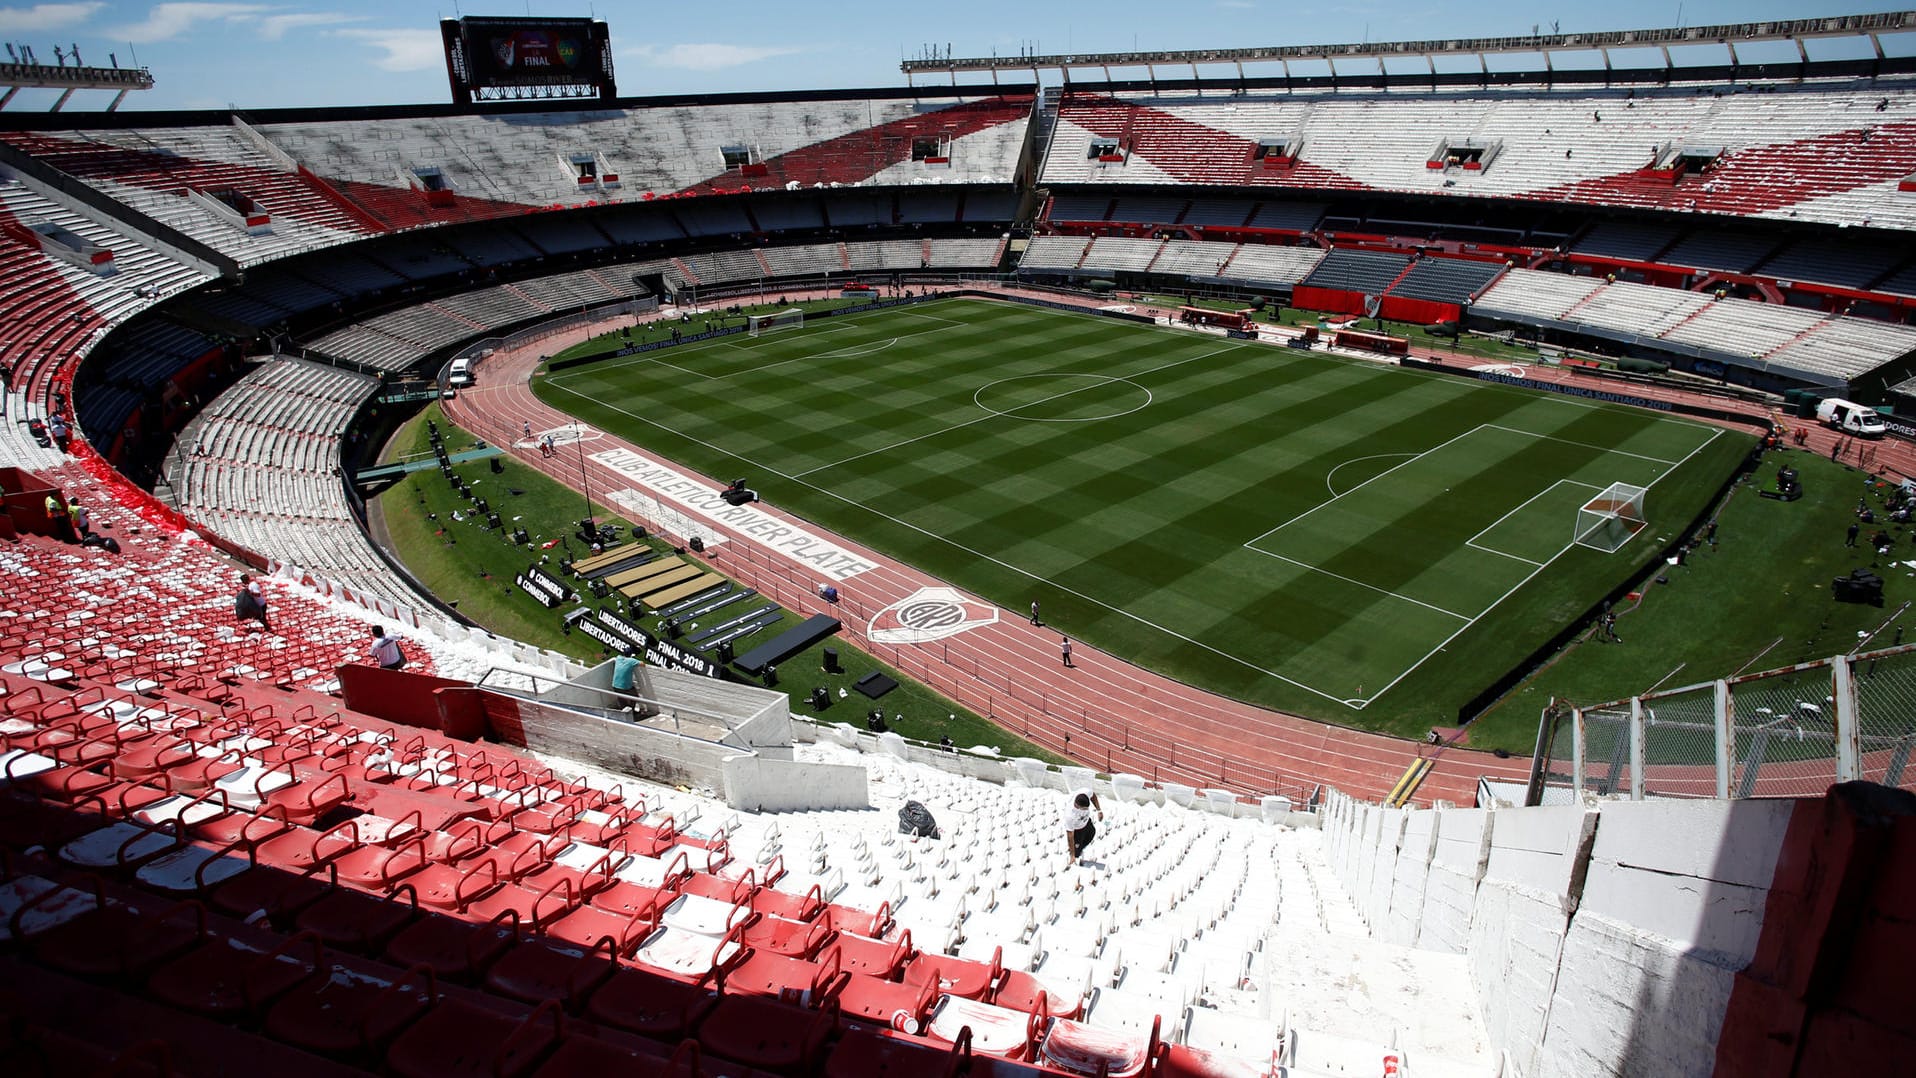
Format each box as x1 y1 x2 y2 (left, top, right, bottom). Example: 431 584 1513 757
1528 642 1916 804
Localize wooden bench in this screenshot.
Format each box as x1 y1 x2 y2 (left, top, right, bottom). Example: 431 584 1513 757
618 562 703 598
572 546 657 580
570 543 649 575
639 574 726 610
604 558 689 591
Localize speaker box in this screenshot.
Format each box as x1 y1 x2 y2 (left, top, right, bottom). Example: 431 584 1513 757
486 513 502 530
689 537 705 553
512 527 530 545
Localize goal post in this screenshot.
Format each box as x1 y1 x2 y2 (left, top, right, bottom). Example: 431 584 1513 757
747 308 805 337
1574 482 1649 553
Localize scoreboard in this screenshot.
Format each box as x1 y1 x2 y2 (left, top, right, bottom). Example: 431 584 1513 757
441 16 616 105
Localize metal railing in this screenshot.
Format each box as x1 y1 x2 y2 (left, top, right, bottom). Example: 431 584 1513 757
477 667 735 747
1528 642 1916 804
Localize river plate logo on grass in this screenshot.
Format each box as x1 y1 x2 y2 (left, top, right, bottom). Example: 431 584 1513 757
869 587 999 644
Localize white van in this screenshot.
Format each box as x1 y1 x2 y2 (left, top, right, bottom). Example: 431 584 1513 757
447 357 474 387
1816 398 1886 438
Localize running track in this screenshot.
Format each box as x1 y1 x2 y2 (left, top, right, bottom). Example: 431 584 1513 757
444 285 1885 806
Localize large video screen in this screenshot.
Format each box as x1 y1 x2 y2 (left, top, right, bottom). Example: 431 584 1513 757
466 20 603 82
444 16 613 99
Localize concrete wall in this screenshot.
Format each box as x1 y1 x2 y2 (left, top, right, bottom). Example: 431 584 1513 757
557 661 793 752
722 753 869 813
1422 807 1492 955
1537 798 1792 1078
1323 791 1796 1078
1382 808 1438 948
484 692 735 794
1467 803 1594 1078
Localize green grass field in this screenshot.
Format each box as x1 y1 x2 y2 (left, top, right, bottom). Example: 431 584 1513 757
533 298 1753 737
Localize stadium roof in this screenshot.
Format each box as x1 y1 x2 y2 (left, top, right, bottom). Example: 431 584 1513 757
903 11 1916 81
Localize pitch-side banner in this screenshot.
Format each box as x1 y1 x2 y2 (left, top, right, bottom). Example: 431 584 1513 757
590 448 877 581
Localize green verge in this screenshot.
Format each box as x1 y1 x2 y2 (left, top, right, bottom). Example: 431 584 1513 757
1474 449 1912 746
376 403 1060 762
529 298 1755 750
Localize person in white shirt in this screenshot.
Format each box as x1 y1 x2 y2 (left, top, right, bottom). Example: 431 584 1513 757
369 626 407 670
1064 787 1104 864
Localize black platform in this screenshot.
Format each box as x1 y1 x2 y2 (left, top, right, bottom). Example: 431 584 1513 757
855 672 899 699
731 613 841 675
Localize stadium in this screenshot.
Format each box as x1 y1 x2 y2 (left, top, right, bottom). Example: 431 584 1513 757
0 8 1910 1076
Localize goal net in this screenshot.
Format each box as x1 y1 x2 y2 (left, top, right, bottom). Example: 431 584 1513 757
747 308 805 337
1574 482 1649 553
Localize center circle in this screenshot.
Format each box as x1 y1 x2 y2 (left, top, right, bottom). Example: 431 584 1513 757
972 374 1153 423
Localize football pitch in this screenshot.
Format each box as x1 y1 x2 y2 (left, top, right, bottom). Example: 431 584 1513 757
535 298 1752 733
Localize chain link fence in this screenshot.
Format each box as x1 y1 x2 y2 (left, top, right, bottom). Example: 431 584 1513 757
1530 643 1916 803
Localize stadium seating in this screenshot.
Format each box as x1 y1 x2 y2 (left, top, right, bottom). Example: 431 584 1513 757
169 358 409 606
0 561 1504 1078
256 94 1032 214
1295 249 1412 296
1384 258 1506 306
1472 267 1916 384
1755 237 1905 291
0 127 370 264
1043 85 1916 230
1217 244 1328 287
1078 237 1163 274
1570 220 1679 262
758 243 845 279
1657 230 1782 274
1152 240 1236 278
1020 234 1094 273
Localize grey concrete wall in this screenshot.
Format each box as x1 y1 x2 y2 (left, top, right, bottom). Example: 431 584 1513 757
722 753 869 813
1322 789 1797 1078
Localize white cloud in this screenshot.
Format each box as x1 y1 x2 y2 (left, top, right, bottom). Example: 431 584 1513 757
0 2 102 31
641 43 805 71
330 27 446 73
256 12 364 41
111 3 270 43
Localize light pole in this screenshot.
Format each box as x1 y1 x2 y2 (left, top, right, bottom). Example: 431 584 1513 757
575 422 593 531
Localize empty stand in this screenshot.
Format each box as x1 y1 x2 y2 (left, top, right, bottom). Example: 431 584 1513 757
1386 258 1506 306
1040 84 1916 231
1296 249 1412 295
0 128 370 265
168 358 408 607
1474 267 1916 383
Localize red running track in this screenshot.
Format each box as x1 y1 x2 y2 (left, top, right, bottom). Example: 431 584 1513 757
444 285 1839 806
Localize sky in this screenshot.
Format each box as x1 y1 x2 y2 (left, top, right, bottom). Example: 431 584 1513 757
0 0 1908 112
